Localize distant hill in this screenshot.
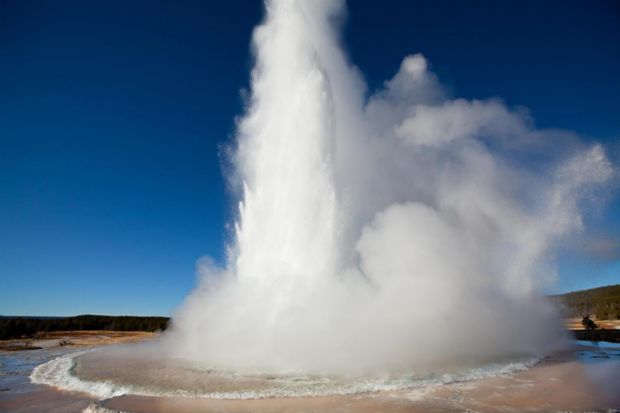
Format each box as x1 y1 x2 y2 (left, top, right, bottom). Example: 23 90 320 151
0 314 169 340
550 285 620 320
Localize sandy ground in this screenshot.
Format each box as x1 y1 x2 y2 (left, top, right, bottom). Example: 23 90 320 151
1 335 619 412
0 332 157 413
97 347 620 413
0 331 156 352
565 318 620 330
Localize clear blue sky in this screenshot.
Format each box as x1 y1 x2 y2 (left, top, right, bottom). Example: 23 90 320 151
1 0 619 316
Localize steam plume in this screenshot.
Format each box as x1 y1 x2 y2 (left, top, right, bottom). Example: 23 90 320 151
166 0 613 373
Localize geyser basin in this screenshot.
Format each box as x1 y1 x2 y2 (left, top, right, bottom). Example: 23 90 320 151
31 344 538 400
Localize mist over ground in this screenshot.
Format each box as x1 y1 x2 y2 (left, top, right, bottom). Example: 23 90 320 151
164 0 613 374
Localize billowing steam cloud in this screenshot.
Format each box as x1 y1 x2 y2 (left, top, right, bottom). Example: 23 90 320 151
165 0 613 374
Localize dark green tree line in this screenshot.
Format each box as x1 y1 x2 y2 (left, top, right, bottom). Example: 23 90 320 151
0 315 169 340
550 285 620 320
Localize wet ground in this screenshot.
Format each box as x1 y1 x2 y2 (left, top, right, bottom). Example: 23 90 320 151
1 340 619 413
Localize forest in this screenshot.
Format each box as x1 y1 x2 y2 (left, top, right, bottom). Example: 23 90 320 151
0 314 169 340
550 284 620 320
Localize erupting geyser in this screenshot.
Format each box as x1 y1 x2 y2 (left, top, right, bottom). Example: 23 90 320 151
163 0 613 374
